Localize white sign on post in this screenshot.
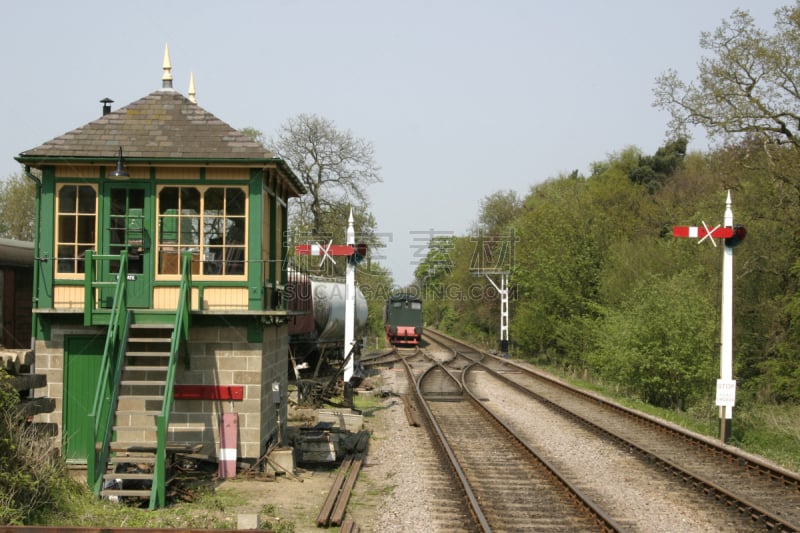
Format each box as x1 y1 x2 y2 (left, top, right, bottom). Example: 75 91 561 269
715 379 737 407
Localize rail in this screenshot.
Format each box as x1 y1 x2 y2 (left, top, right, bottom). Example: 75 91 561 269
457 355 624 531
426 328 800 530
401 357 491 532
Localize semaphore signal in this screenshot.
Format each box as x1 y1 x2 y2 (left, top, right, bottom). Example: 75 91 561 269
673 191 745 443
293 211 367 392
295 242 354 267
672 224 733 240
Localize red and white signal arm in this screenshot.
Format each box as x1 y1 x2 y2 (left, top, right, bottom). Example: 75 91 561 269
295 243 355 257
673 226 734 239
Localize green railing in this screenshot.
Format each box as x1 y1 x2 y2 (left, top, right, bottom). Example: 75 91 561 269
150 251 193 509
86 251 129 493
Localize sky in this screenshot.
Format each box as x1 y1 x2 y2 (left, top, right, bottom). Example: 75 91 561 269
0 0 789 286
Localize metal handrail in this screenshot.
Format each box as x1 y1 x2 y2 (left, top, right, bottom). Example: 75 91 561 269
86 251 129 493
150 251 192 509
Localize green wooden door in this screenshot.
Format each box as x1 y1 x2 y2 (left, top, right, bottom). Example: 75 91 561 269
63 335 106 463
103 183 152 308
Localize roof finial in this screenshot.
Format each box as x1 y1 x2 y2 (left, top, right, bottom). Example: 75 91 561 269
188 72 196 103
162 43 174 90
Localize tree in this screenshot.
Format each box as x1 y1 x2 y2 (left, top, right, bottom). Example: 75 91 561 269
415 235 457 327
473 190 523 236
628 137 688 193
240 127 266 148
653 7 800 405
243 120 391 341
0 173 35 241
653 6 800 186
267 114 382 237
242 122 384 275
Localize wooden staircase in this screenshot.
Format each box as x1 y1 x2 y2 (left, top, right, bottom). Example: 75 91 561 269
100 322 174 501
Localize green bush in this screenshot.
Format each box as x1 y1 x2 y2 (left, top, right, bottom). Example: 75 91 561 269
0 371 82 525
587 271 717 410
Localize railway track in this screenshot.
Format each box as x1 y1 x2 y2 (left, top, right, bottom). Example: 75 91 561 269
404 348 622 531
364 347 478 530
425 328 800 531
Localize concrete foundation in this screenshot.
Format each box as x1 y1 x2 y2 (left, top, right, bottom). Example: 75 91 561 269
268 446 295 474
237 513 261 530
318 408 364 432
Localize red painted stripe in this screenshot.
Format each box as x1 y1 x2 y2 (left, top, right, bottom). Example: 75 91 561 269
173 384 244 400
327 245 355 256
672 226 691 237
294 244 354 256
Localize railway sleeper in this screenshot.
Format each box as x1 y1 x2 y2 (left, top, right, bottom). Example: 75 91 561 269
422 393 464 402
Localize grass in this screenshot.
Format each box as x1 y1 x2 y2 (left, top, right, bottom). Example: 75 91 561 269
38 485 233 529
353 392 385 413
33 475 296 532
731 403 800 470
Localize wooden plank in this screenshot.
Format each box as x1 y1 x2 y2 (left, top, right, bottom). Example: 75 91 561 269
14 397 56 418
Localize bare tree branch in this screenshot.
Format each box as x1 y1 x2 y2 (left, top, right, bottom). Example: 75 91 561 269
268 114 382 236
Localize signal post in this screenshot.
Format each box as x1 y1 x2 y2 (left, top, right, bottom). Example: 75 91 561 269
673 191 746 442
295 210 366 406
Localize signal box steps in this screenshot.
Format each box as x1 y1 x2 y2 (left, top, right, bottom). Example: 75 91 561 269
99 321 175 502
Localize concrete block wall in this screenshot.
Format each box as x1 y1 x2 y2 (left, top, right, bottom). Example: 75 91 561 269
171 323 289 461
259 326 289 450
33 322 290 465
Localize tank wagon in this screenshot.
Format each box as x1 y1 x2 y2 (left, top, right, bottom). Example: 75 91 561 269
287 273 368 373
384 292 423 346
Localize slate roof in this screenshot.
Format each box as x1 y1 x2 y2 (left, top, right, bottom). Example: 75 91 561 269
16 89 305 194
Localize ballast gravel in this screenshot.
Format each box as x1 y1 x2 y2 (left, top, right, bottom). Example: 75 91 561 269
346 356 764 532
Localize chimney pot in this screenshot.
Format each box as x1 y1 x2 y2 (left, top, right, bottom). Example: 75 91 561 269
101 97 114 116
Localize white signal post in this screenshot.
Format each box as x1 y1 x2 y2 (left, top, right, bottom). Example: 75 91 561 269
718 191 735 442
293 211 359 384
344 210 356 382
673 191 738 442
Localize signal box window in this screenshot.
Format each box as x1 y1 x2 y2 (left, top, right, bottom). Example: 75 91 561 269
55 185 97 276
156 185 247 277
